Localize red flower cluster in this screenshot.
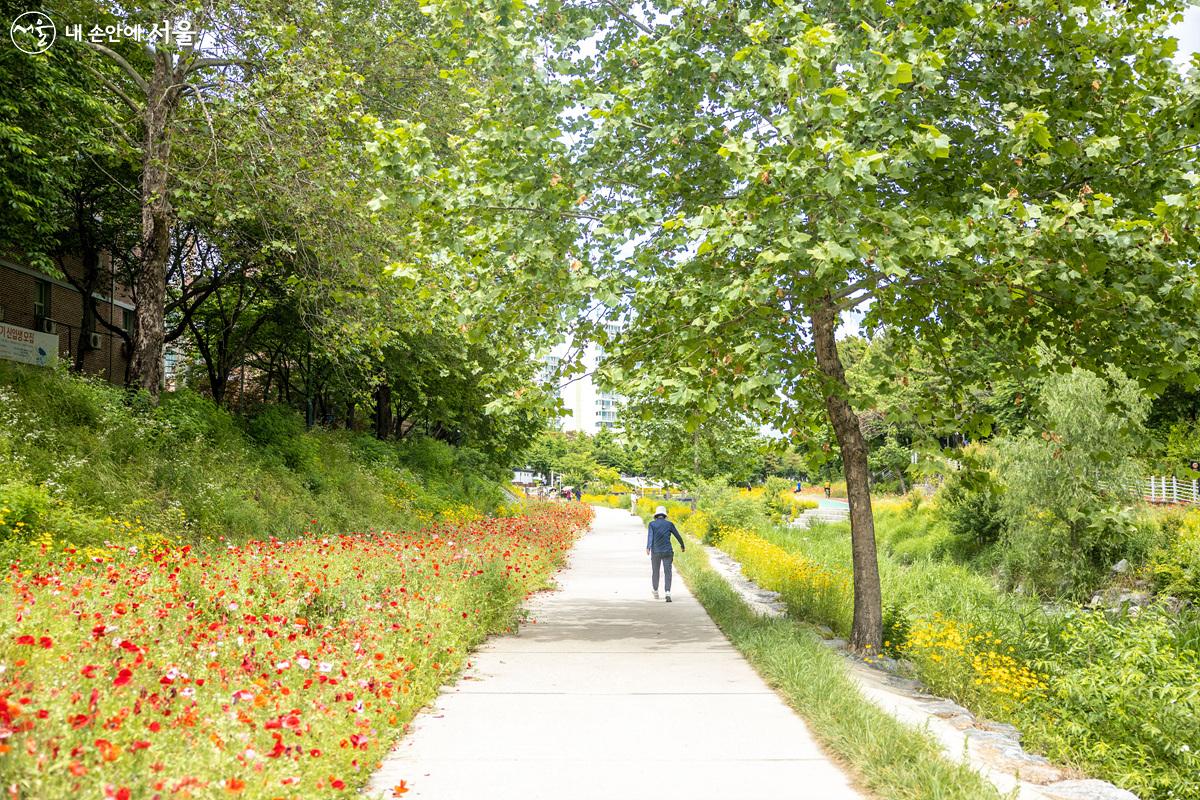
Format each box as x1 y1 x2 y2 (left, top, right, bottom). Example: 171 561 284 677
0 502 591 798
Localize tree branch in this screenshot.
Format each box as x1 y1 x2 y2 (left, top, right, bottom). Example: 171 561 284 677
184 57 250 77
82 63 142 113
601 0 655 36
83 41 150 95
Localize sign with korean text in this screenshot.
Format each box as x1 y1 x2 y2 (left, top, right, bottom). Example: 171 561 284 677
0 322 58 367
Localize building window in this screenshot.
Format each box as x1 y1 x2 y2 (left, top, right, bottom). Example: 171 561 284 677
34 280 51 319
539 355 561 384
122 309 134 333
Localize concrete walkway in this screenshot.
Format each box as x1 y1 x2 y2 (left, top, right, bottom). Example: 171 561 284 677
368 505 865 800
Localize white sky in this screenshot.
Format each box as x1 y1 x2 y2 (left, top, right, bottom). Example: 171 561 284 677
1171 6 1200 66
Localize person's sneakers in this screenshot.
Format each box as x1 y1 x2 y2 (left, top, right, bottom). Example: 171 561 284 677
652 590 659 600
665 594 672 603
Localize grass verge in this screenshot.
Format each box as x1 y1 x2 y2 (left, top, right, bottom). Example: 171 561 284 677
673 539 1004 800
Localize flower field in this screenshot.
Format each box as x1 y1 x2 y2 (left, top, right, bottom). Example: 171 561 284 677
0 502 591 799
718 528 852 633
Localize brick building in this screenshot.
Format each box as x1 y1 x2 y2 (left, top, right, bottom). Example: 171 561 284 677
0 254 134 383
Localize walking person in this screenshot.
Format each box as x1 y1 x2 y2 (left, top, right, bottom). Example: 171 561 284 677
646 505 685 602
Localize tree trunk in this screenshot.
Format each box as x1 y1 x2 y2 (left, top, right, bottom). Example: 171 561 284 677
66 248 102 373
374 382 392 440
811 295 883 652
129 53 179 397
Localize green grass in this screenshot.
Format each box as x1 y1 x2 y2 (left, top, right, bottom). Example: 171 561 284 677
673 539 1004 800
0 362 511 560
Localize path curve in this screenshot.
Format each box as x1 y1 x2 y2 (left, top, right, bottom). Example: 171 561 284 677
368 505 865 800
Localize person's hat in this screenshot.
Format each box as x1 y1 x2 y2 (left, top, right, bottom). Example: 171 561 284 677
654 505 667 517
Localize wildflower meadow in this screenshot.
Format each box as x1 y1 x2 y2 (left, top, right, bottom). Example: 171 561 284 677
0 502 591 799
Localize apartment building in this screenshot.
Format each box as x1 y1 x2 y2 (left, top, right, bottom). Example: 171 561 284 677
0 254 134 383
541 323 624 435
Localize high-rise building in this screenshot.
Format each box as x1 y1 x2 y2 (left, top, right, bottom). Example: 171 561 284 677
541 325 623 435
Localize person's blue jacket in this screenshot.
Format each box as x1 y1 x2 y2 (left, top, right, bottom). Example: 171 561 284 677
647 517 685 554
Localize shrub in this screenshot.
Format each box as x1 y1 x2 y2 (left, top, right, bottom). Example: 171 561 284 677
936 446 1006 555
156 389 241 446
761 476 817 521
1024 607 1200 800
997 368 1151 597
1149 510 1200 602
694 478 768 542
246 404 318 472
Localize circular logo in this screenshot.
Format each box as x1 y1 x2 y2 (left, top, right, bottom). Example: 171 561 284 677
10 11 56 55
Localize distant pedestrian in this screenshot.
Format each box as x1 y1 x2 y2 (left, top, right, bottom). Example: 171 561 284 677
573 486 582 502
646 505 685 603
823 480 831 498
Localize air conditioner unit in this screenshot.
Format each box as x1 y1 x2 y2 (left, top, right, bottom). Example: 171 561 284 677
88 331 102 349
37 318 56 335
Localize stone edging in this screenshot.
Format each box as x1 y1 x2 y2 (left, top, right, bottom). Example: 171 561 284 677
701 545 1139 800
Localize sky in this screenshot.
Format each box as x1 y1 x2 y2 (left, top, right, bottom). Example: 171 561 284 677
1171 6 1200 67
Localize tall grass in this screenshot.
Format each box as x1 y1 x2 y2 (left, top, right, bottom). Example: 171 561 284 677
0 362 509 560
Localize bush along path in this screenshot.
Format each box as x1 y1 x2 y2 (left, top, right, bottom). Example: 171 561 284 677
0 502 591 800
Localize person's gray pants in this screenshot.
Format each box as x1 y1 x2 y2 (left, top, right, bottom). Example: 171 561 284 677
651 552 674 592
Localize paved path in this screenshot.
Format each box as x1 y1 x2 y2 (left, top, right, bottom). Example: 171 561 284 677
369 505 865 800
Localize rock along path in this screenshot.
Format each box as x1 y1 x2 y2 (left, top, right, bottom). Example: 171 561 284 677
368 506 865 800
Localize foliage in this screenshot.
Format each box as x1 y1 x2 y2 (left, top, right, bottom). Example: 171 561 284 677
691 479 769 544
1151 419 1200 475
0 503 591 799
867 436 914 493
997 368 1154 597
902 613 1047 719
761 477 817 522
935 447 1007 557
618 399 772 485
579 493 624 509
522 430 637 490
719 528 852 633
1026 608 1200 800
505 0 1200 649
1149 510 1200 602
